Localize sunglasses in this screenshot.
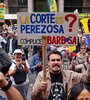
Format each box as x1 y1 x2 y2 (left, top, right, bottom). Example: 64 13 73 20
51 59 61 62
81 48 86 49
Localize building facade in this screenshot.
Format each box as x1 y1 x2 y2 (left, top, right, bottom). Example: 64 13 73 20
64 0 90 13
6 0 90 13
0 0 90 14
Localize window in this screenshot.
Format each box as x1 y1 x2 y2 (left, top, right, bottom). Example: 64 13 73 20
64 0 90 13
8 0 27 14
8 0 18 7
18 0 27 6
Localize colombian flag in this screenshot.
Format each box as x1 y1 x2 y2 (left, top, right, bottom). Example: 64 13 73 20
47 0 57 12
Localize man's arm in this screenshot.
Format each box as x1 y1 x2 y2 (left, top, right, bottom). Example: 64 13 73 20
0 72 23 100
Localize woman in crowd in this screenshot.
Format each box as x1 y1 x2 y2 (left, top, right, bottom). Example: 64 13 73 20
69 83 90 100
70 52 90 73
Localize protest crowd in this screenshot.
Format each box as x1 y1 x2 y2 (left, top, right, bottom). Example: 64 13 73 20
0 21 90 100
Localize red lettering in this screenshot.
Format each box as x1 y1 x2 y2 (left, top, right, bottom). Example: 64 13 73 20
47 36 52 44
68 36 72 44
68 36 76 44
57 36 61 44
72 36 76 44
52 36 57 44
61 36 66 44
47 36 66 44
47 36 76 45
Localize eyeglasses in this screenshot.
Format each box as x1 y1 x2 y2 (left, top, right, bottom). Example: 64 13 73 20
51 59 61 62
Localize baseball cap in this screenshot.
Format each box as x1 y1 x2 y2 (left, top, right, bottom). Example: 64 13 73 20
13 49 22 55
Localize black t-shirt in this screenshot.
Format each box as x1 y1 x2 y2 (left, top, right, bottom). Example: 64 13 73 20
48 72 66 100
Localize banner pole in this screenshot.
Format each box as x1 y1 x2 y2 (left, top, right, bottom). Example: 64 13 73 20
42 36 47 100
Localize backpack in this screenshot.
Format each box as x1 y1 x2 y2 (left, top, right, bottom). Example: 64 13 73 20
13 62 26 84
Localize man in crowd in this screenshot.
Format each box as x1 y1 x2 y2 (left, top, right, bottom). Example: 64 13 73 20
6 31 18 56
0 72 23 100
31 50 90 100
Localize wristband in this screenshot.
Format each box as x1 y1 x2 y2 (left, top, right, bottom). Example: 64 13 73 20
1 80 12 92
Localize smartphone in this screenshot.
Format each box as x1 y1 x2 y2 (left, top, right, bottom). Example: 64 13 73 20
22 55 26 61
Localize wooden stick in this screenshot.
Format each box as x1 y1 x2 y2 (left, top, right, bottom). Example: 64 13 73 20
42 36 47 99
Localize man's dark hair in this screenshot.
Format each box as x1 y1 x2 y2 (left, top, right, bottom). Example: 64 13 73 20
47 50 62 61
69 83 90 100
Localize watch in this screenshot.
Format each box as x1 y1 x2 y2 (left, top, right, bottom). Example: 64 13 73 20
1 80 12 92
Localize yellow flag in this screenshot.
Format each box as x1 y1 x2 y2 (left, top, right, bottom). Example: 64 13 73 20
80 18 89 34
48 0 57 12
69 46 76 53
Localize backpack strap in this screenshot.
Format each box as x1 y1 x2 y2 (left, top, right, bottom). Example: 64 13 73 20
12 61 24 70
12 61 16 64
83 63 87 70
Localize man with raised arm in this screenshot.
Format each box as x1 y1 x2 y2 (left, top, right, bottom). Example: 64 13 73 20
0 72 23 100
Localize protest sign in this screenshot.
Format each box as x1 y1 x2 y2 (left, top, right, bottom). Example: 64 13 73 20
17 12 78 45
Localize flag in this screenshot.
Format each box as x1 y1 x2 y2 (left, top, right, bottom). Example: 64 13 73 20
80 18 89 34
47 0 57 12
0 3 6 23
69 46 76 53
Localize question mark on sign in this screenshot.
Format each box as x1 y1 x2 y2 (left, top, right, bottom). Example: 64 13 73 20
65 14 77 32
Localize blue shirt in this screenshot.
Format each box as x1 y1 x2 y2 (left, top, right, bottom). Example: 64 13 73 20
29 53 42 71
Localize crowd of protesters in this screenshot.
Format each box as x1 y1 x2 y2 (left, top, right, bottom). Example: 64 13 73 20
0 21 90 100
